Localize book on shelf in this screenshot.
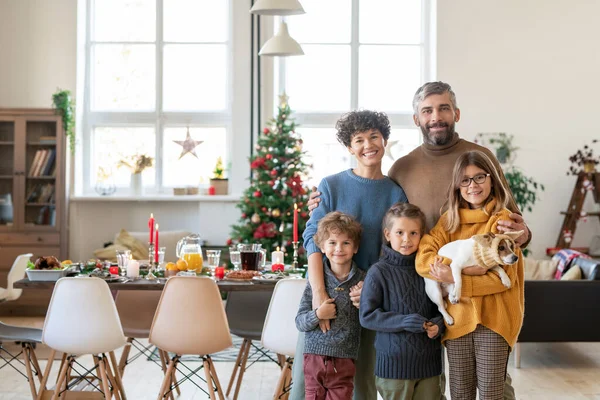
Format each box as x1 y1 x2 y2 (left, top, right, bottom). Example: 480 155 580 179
29 149 43 176
38 136 57 144
41 149 56 176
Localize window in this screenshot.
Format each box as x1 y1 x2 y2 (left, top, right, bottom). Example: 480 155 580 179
277 0 433 186
82 0 231 194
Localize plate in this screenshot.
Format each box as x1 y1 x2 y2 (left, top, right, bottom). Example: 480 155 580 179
252 275 284 284
223 277 254 282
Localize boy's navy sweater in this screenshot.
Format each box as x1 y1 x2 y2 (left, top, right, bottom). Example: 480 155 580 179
295 261 366 359
360 245 444 380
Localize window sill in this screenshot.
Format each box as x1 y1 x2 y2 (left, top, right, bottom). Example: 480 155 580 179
70 194 242 202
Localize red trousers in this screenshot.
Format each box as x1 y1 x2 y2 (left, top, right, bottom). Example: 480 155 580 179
303 354 355 400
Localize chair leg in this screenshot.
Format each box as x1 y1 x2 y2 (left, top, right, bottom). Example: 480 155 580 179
51 355 71 400
514 342 521 368
97 355 112 399
157 357 177 400
37 349 55 400
28 344 44 386
102 354 121 400
273 358 293 400
277 354 286 370
118 337 134 377
156 350 174 400
227 338 251 400
109 351 127 400
160 349 180 397
203 358 217 400
22 343 38 399
207 355 225 400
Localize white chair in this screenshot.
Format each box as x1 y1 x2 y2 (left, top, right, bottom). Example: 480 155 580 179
0 253 33 303
41 277 127 400
149 276 232 400
261 278 306 400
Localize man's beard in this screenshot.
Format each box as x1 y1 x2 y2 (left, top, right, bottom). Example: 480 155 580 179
420 122 456 146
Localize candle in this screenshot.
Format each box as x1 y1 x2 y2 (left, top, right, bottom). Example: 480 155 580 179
109 265 119 275
293 203 298 242
272 247 284 265
154 223 159 263
148 213 155 244
127 260 140 278
215 266 225 279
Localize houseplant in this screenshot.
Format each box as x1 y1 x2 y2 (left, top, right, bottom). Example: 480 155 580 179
209 156 228 195
474 132 518 164
117 154 154 195
567 140 599 175
52 89 75 154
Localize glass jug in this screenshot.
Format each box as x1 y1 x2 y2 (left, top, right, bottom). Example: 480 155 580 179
176 233 204 272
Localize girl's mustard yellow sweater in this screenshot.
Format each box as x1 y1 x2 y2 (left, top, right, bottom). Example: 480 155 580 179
416 199 524 348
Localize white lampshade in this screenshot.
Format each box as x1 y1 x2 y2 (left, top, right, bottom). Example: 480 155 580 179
259 21 304 57
250 0 305 16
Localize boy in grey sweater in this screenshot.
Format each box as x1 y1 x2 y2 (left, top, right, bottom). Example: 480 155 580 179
295 211 366 399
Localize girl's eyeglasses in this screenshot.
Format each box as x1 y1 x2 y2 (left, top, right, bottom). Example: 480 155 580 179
460 173 490 187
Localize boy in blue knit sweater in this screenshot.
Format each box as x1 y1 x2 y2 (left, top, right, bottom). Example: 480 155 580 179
296 211 366 399
360 203 445 400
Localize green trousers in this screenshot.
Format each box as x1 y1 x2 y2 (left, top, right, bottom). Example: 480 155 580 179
376 375 441 400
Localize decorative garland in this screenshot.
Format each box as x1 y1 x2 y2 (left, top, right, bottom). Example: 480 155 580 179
52 89 75 154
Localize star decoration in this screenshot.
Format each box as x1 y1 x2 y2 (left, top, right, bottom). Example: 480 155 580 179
279 92 289 108
173 128 203 159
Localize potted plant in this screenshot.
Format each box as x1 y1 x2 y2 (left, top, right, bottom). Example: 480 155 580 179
474 132 518 164
567 140 599 175
117 154 154 195
209 156 228 195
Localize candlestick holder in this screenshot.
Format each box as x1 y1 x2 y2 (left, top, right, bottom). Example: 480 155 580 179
146 242 157 280
292 241 299 270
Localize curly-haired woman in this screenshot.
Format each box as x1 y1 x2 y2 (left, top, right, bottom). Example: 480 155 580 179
290 110 408 400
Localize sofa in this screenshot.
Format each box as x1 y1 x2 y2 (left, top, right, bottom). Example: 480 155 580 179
514 257 600 367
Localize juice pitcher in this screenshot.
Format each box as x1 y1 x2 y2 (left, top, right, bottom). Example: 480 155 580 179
176 233 204 272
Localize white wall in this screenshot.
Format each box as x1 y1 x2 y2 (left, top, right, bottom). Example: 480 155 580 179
437 0 600 257
1 0 599 260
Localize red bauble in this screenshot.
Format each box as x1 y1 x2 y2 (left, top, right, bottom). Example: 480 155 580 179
226 238 233 246
270 169 277 176
268 180 275 186
241 213 247 218
263 127 270 134
253 190 262 198
266 154 273 159
262 207 267 212
301 212 307 218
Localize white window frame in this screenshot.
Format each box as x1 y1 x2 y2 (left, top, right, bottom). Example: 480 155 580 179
273 0 435 165
77 0 239 196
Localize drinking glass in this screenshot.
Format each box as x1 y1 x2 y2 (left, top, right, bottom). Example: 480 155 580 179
237 243 260 271
206 249 221 276
156 247 166 271
115 249 131 277
229 245 241 270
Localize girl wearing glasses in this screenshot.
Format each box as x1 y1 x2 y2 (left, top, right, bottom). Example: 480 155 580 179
416 150 524 400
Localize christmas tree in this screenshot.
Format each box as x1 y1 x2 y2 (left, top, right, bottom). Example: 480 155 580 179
229 94 311 265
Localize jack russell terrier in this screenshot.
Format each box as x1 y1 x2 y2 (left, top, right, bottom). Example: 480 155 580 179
424 230 523 325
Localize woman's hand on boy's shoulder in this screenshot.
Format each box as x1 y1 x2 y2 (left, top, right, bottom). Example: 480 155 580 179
307 186 321 216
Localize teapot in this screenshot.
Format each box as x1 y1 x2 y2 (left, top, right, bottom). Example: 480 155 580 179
176 233 203 272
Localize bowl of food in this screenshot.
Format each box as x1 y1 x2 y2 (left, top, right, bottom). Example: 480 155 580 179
26 256 69 281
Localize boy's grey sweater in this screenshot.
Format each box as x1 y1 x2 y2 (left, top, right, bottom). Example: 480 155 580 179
360 245 445 380
295 260 366 360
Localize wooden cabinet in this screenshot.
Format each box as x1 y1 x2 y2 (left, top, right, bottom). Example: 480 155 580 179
0 108 68 315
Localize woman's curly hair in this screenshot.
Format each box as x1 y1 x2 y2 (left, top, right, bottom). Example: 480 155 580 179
335 110 391 147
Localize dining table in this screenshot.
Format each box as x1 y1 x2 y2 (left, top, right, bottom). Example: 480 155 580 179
13 276 280 292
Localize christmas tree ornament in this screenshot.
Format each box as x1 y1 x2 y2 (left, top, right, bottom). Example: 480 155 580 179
253 190 262 198
281 189 287 196
268 147 274 151
273 158 278 163
263 127 270 134
268 180 275 187
251 213 261 224
270 169 278 176
279 92 289 107
272 208 281 218
266 154 273 159
173 127 204 159
262 207 267 212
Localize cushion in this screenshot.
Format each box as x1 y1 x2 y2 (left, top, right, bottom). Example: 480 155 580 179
561 265 582 280
94 229 147 261
523 257 559 280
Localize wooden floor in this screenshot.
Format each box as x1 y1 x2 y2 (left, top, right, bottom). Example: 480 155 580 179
1 317 600 399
